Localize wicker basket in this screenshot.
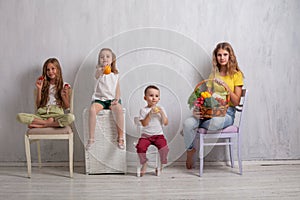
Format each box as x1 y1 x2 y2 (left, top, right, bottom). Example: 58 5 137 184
190 79 230 118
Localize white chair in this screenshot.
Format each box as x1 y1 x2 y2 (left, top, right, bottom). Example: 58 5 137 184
134 117 160 177
24 89 74 178
198 89 248 176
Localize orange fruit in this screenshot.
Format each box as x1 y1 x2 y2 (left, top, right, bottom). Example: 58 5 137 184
153 107 160 113
103 65 111 74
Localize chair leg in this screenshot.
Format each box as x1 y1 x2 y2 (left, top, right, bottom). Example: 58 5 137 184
199 134 204 177
36 140 42 168
237 139 242 175
24 134 31 178
137 165 141 177
155 152 160 176
229 139 234 168
69 133 74 178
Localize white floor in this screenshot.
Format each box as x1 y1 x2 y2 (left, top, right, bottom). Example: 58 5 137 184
1 161 300 200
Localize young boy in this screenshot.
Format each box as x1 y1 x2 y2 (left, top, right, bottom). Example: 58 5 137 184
136 85 169 176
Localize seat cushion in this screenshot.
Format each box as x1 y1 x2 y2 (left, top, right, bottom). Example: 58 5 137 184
27 126 72 135
197 126 238 134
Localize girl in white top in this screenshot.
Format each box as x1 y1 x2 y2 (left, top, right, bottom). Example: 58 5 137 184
17 58 74 128
86 48 125 150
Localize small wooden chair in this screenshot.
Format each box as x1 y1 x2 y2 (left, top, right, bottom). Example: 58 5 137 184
197 89 248 176
24 89 74 178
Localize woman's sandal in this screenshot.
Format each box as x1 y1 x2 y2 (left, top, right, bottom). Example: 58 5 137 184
85 139 95 151
117 138 125 150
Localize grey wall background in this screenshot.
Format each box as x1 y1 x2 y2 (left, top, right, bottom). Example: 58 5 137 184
1 0 299 164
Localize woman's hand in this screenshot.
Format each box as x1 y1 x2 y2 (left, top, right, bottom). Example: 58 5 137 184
193 108 203 119
214 78 229 91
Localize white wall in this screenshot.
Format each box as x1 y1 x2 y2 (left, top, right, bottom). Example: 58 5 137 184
1 0 299 163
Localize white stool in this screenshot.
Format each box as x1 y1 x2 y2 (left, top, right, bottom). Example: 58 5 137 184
84 109 126 174
134 117 160 177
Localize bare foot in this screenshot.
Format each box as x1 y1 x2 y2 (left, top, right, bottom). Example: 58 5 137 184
140 162 147 177
186 148 196 169
43 118 54 127
28 124 45 128
45 118 54 123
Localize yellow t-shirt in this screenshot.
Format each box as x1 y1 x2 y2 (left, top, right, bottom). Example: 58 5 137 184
207 71 244 105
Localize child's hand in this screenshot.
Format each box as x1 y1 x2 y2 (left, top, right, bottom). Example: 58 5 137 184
35 76 44 90
151 106 161 114
95 67 104 79
111 98 119 105
64 83 71 89
61 84 70 98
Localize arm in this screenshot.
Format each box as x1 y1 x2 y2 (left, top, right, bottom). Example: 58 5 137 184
157 107 168 126
141 107 169 127
35 77 43 107
214 78 243 107
61 85 71 109
95 67 103 79
140 112 152 127
227 86 243 106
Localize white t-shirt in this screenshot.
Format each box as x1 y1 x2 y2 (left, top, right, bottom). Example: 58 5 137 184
139 106 167 136
92 73 119 101
47 82 70 106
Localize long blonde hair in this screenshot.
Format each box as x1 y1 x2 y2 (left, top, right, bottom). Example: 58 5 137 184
97 48 119 74
212 42 244 78
38 58 65 108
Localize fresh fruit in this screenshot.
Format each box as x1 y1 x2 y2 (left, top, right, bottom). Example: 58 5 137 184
64 83 70 89
103 65 111 74
201 91 211 98
38 76 44 81
153 107 160 113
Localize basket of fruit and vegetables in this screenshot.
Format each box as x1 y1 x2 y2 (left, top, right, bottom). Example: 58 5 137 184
188 79 229 118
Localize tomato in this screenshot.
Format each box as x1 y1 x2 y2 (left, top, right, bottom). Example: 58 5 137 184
64 83 70 89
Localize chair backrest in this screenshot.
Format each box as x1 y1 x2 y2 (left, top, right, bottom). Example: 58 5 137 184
134 117 142 135
235 89 248 130
68 88 74 114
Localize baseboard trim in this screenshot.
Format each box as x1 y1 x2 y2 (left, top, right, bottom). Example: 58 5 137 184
0 160 300 167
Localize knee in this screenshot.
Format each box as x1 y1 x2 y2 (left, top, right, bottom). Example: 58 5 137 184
159 145 169 153
16 113 27 123
16 113 22 122
183 117 196 129
112 104 123 113
89 104 96 114
67 114 75 123
136 143 147 153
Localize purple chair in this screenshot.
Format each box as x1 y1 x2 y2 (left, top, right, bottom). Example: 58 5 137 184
197 89 248 176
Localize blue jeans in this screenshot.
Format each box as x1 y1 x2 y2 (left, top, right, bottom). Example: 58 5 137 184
183 107 236 150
